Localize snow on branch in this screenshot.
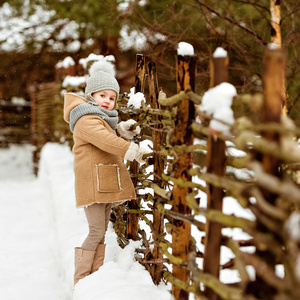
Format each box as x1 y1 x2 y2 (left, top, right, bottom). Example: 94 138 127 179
56 56 75 69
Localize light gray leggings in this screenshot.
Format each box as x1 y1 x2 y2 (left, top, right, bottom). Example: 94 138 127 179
81 203 112 251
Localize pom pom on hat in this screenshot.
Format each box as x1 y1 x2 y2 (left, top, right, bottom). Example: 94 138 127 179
89 60 116 77
85 59 119 106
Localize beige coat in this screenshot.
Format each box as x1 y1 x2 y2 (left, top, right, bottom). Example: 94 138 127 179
64 93 136 207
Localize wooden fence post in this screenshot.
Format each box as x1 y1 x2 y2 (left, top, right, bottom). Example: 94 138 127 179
172 54 197 300
203 53 228 300
127 54 146 241
148 61 165 284
249 46 286 299
27 83 39 176
262 47 285 174
270 0 281 49
270 0 287 115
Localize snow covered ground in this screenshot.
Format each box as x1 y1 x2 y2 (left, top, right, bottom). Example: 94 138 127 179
0 143 284 300
0 143 171 300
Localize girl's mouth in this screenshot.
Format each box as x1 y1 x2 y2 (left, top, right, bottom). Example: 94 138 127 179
102 105 108 109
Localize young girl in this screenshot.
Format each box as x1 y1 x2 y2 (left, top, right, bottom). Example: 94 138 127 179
63 60 148 285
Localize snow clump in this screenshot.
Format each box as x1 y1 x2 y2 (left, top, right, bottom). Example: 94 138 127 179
79 54 115 70
285 211 300 243
199 82 237 134
177 42 194 56
62 75 86 88
56 56 75 69
213 47 228 58
127 87 146 109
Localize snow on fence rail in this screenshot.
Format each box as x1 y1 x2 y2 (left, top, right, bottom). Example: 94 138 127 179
32 46 300 300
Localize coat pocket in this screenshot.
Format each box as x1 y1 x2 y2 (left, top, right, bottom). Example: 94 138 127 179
95 164 122 193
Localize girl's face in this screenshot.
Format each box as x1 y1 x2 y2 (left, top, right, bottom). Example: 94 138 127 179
92 89 116 110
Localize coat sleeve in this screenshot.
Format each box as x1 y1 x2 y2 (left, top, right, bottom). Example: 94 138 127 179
76 115 131 158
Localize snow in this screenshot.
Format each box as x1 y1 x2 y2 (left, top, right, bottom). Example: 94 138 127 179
56 56 75 69
268 42 279 50
0 3 55 52
119 25 166 52
177 42 194 56
285 211 300 243
62 75 86 88
213 47 228 58
127 87 146 109
119 26 147 51
199 82 237 134
0 143 171 300
11 96 27 105
0 142 285 299
118 0 147 12
0 2 158 54
0 3 82 53
79 54 115 70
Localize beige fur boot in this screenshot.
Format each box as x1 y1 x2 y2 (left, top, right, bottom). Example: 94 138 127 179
91 244 106 273
74 247 96 285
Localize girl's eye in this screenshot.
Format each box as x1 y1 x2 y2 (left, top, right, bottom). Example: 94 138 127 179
110 98 115 101
101 94 105 97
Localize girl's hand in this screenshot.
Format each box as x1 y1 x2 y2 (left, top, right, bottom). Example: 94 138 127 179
117 119 141 139
124 143 151 164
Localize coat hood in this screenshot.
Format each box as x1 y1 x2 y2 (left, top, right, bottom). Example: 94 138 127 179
63 93 86 123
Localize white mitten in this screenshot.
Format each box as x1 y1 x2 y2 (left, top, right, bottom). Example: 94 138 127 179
135 147 151 164
124 143 151 164
117 119 141 139
124 143 139 161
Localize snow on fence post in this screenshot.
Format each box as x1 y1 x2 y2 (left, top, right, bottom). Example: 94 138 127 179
171 43 197 300
147 61 165 284
127 54 146 241
203 47 228 300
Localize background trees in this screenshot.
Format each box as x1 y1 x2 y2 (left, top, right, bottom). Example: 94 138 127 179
0 0 299 118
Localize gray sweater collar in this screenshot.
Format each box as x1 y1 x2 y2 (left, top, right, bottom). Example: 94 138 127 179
69 103 118 132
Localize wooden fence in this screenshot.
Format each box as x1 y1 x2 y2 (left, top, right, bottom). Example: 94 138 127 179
29 45 300 300
112 47 300 300
27 81 73 174
0 99 31 147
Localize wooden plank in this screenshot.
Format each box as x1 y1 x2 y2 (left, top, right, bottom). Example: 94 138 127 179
127 54 146 241
248 47 286 299
148 61 165 284
27 84 39 175
262 48 285 176
172 54 197 300
203 55 228 300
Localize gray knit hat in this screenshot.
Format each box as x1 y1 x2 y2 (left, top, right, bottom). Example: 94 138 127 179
85 60 119 105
